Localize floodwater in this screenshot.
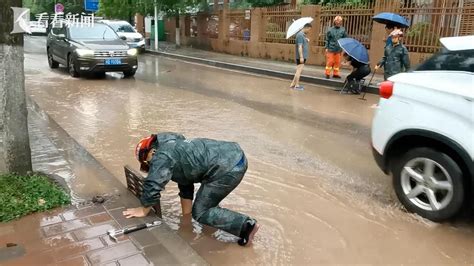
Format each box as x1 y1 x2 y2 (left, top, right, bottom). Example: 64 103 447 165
24 36 474 264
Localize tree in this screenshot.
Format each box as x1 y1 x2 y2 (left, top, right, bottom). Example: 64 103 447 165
23 0 84 17
244 0 285 7
98 0 199 47
160 0 199 47
99 0 160 19
0 0 33 174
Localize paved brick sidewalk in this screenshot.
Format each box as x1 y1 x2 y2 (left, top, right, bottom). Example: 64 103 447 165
0 101 207 266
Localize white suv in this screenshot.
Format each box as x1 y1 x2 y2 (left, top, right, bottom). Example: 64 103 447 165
101 20 145 52
371 35 474 221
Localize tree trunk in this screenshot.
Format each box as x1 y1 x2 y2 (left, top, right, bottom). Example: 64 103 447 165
0 0 33 175
129 0 134 25
175 11 181 47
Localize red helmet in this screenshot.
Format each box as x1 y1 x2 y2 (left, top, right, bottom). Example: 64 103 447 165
135 134 157 172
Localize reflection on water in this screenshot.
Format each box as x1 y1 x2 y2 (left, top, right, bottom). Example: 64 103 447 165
24 51 474 264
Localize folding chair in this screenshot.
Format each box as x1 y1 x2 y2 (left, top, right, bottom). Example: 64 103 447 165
340 78 366 94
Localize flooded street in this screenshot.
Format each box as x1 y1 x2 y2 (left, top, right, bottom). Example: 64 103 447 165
24 36 474 264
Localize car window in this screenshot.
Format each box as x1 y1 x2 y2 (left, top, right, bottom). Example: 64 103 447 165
110 23 135 33
416 49 474 73
51 26 62 35
68 24 119 40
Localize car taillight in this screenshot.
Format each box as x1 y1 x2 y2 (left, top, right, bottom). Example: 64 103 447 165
379 81 394 99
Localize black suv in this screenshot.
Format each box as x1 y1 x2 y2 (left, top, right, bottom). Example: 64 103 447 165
46 22 138 78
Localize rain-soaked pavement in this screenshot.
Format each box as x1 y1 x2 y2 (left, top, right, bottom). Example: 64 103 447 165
24 36 474 264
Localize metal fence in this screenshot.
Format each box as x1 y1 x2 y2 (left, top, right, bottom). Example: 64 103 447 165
261 5 301 44
165 0 474 55
228 9 251 41
460 1 474 35
398 0 474 53
317 2 375 48
206 13 220 39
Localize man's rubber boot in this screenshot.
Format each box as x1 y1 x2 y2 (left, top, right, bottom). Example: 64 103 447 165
238 219 260 246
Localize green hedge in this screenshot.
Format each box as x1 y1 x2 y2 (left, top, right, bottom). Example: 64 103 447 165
0 174 70 222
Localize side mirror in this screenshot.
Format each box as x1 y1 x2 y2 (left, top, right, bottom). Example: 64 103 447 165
120 36 127 41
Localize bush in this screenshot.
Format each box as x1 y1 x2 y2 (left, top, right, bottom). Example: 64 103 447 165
0 173 70 222
406 22 440 47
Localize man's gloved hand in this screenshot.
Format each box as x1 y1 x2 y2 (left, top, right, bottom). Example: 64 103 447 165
123 206 152 218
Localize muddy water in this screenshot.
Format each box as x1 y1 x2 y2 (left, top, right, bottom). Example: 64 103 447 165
24 37 474 264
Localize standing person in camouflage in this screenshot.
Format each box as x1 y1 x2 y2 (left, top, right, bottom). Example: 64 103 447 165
375 29 410 80
325 16 347 79
123 132 260 246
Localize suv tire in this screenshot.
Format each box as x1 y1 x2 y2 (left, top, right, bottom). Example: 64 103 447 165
392 147 464 222
47 48 59 69
123 70 136 78
68 54 80 78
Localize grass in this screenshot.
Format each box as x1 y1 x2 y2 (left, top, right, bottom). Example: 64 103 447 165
0 173 70 222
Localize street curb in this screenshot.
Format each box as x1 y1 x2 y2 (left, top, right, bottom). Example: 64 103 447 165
146 49 379 94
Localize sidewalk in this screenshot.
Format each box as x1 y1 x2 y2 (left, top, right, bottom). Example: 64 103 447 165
146 43 383 93
0 99 207 266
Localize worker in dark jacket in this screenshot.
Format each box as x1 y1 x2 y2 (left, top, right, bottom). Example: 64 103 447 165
343 54 371 94
384 23 402 47
375 29 410 80
123 132 260 246
325 16 348 79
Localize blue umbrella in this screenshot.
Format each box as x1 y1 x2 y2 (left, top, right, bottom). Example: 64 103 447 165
337 38 369 64
373 12 410 28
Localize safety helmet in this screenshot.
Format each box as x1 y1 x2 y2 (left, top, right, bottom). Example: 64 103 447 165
135 134 157 172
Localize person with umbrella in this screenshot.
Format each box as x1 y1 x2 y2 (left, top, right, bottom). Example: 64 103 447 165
123 132 260 246
338 38 371 94
343 55 371 94
375 29 410 80
289 22 313 90
384 23 402 47
325 16 347 79
372 13 410 49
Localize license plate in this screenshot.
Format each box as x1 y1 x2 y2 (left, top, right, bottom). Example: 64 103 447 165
105 59 122 65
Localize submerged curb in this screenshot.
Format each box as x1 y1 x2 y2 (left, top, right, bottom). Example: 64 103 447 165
146 49 379 95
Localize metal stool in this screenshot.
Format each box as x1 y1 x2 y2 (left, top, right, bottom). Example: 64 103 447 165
340 78 366 94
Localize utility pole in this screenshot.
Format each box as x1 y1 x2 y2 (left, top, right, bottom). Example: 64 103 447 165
0 0 33 174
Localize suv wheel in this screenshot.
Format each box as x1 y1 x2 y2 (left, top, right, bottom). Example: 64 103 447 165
47 49 59 69
123 70 136 78
392 147 464 222
68 54 80 78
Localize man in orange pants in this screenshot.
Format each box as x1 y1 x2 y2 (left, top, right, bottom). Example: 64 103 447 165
325 16 347 79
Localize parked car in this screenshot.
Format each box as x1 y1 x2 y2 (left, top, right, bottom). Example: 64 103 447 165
46 22 138 78
101 20 145 52
371 35 474 222
29 21 47 35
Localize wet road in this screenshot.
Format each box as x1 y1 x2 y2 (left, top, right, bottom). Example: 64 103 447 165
24 36 474 264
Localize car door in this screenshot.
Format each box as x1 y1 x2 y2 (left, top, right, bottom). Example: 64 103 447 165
47 27 59 60
54 26 69 65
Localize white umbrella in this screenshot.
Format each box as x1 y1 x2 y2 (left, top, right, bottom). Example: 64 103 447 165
286 17 313 39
